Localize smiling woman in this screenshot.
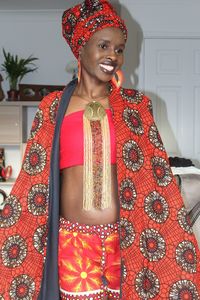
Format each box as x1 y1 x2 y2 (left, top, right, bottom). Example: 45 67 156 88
0 0 200 300
79 27 125 78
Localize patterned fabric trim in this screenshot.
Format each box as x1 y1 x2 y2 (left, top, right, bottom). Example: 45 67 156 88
60 288 120 300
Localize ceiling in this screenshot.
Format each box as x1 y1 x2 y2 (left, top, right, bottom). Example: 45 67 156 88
0 0 81 10
0 0 121 12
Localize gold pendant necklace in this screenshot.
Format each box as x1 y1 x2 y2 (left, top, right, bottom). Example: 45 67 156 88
84 101 106 121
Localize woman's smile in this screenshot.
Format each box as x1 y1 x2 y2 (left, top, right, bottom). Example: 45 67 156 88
99 63 116 74
79 27 125 83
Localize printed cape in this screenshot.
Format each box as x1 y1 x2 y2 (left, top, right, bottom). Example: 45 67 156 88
0 79 200 299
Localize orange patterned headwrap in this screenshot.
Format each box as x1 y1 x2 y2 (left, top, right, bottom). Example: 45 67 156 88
62 0 127 59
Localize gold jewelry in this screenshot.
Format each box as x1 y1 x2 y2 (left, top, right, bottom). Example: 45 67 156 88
83 101 112 211
84 101 106 121
78 59 81 83
111 69 124 88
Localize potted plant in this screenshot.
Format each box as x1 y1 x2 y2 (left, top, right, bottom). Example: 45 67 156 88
1 48 38 100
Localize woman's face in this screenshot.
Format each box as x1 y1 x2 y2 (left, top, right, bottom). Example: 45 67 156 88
80 27 125 83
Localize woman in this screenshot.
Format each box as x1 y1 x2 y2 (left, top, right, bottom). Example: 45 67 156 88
0 1 200 299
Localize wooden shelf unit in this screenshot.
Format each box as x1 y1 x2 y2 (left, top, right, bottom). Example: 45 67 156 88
0 100 40 194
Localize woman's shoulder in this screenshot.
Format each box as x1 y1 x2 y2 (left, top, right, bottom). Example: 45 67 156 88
34 90 64 124
116 87 153 116
119 86 150 105
39 90 63 108
39 80 76 108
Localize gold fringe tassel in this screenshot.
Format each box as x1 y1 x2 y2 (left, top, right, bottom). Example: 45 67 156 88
83 115 94 210
83 105 112 210
101 115 112 209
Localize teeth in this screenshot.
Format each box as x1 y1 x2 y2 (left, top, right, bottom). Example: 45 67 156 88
100 64 114 72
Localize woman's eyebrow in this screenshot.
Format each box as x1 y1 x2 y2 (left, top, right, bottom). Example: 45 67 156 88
98 39 125 46
98 39 111 43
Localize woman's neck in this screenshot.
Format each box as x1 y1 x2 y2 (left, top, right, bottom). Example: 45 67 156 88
74 77 110 102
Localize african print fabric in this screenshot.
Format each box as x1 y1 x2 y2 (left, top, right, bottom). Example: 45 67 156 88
62 0 127 59
0 92 60 299
58 217 120 299
0 80 200 300
109 87 200 299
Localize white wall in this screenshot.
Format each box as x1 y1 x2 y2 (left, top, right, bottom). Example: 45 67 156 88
0 10 75 94
121 0 200 35
0 0 80 10
120 0 200 86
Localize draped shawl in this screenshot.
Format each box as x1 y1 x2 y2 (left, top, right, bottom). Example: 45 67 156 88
0 79 200 299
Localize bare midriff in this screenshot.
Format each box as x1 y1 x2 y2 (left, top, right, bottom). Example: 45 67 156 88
60 164 119 225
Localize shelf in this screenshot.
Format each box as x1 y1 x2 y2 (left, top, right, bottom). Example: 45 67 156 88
0 178 16 186
0 100 40 106
0 143 21 146
0 101 38 191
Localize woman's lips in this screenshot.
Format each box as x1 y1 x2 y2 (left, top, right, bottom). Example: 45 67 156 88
99 63 116 74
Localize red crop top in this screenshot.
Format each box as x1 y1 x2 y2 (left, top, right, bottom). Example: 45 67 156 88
60 109 116 169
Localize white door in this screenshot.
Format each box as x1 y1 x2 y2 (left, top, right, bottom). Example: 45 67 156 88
144 38 200 166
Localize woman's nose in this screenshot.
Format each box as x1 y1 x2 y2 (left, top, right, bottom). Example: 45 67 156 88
106 50 117 61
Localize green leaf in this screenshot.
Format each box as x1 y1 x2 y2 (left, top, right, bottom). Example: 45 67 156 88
1 48 38 90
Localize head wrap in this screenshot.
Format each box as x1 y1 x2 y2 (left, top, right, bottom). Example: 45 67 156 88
62 0 127 59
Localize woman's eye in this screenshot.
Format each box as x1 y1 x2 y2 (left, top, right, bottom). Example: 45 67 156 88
99 43 107 49
116 48 124 54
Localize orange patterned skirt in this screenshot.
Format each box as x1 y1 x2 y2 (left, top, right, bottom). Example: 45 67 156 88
58 217 121 300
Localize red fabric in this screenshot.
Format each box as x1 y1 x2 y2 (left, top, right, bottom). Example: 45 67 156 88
0 92 60 299
109 87 200 299
0 86 200 299
58 218 120 299
60 109 116 169
62 0 127 59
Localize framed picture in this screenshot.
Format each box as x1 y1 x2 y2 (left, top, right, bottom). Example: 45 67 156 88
0 148 5 168
0 188 7 209
0 148 5 182
19 84 65 101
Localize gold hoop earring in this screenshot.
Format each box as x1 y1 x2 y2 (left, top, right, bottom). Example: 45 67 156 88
78 59 81 83
111 70 124 88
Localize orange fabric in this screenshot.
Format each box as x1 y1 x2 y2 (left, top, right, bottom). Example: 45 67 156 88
62 0 127 59
0 91 61 299
58 218 120 299
109 87 200 299
0 84 200 299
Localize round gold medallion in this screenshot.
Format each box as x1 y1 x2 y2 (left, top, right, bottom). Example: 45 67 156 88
84 101 106 121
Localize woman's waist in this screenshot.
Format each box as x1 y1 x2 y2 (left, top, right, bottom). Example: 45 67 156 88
60 202 119 225
60 165 119 224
